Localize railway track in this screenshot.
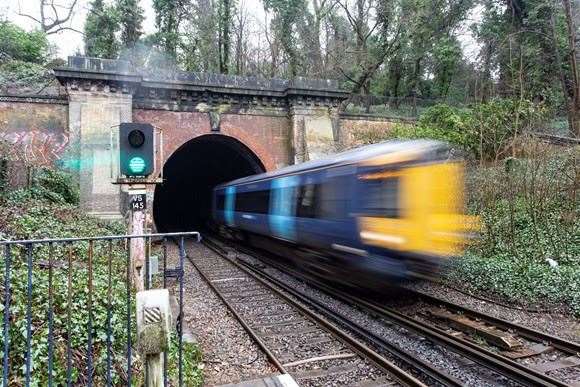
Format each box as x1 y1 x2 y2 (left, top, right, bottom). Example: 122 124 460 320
398 289 580 384
188 238 427 386
209 236 579 387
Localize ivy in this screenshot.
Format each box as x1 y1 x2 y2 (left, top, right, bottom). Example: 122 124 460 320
0 178 203 385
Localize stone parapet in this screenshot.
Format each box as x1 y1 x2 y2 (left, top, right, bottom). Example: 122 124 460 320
54 56 348 112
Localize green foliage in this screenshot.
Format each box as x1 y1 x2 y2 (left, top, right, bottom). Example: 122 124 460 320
467 99 548 160
1 168 79 206
446 147 580 315
84 0 120 58
383 100 549 160
432 37 462 98
0 189 130 385
167 335 204 385
0 21 50 64
152 0 182 59
0 171 203 384
445 253 580 315
0 60 52 90
33 168 79 205
116 0 145 49
263 0 305 77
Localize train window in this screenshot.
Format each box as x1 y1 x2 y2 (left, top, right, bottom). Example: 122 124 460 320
318 176 349 219
363 177 400 218
235 189 270 214
216 193 225 210
296 184 318 218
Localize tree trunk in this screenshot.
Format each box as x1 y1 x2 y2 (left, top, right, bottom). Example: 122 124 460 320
562 0 580 136
220 0 231 74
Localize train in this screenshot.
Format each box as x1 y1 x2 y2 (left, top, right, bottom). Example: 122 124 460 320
211 140 477 289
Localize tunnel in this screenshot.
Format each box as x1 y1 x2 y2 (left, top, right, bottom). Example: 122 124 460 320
153 134 265 232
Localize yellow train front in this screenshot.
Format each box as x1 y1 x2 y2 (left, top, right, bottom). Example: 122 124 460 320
212 140 477 289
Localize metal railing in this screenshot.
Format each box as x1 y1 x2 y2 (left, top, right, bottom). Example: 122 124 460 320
1 231 200 387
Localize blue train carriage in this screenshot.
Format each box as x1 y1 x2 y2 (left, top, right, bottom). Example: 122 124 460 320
212 140 478 285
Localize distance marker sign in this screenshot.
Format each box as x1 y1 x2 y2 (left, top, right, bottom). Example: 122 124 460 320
130 194 146 211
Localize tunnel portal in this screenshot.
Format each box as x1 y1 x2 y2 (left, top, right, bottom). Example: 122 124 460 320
153 134 265 232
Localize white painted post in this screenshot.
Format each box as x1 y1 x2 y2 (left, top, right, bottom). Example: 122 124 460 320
129 184 147 291
131 209 145 292
136 289 172 387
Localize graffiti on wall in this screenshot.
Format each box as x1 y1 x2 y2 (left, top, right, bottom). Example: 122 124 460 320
0 131 70 165
0 103 69 166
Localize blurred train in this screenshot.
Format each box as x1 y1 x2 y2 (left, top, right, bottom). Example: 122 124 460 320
211 140 477 288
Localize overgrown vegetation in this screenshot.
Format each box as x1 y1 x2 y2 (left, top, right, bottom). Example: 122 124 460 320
355 100 549 161
454 144 580 315
356 103 580 315
0 168 203 385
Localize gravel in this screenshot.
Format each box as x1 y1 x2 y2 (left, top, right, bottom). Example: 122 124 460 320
164 241 277 386
189 241 394 386
403 280 580 343
234 251 520 387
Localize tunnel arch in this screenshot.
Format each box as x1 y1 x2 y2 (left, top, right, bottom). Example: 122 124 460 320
153 134 265 232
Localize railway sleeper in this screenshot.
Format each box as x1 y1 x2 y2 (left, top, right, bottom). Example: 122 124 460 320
427 309 522 350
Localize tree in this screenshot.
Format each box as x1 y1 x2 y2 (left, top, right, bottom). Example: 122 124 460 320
0 21 50 64
117 0 145 48
84 0 120 58
17 0 80 35
217 0 235 73
263 0 306 77
561 0 580 136
153 0 190 59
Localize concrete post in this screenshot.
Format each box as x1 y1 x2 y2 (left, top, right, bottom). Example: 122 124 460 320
136 289 171 387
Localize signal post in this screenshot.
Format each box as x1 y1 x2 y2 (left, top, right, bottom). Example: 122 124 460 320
114 122 162 289
114 122 165 385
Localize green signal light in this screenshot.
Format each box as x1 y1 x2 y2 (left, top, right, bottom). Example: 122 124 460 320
129 157 146 174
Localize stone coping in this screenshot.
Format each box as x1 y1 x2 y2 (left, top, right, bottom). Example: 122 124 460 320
0 94 68 104
55 56 346 95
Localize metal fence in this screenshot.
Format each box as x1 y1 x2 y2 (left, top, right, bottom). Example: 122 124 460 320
345 95 452 119
345 94 574 136
1 231 200 387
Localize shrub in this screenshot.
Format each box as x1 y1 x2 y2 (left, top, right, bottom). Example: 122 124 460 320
381 100 549 161
0 21 50 64
32 168 80 205
446 144 580 315
0 60 53 90
467 99 548 161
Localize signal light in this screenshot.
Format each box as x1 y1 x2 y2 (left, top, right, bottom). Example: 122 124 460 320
120 123 154 177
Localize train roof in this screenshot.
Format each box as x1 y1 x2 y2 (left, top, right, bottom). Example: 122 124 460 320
216 139 445 188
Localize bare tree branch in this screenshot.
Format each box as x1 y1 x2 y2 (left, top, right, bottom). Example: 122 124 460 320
17 0 79 35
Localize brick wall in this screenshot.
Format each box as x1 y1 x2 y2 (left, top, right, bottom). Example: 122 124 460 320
133 109 291 171
0 98 69 189
339 115 413 147
0 98 69 166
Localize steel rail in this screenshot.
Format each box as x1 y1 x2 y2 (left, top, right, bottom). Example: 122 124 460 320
232 255 463 387
187 250 288 375
223 238 571 387
404 288 580 356
199 239 427 387
325 286 570 387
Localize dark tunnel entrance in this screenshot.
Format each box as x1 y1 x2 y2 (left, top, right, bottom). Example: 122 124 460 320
153 134 265 232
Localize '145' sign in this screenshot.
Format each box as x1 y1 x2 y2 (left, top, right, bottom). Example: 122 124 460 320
130 194 146 211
